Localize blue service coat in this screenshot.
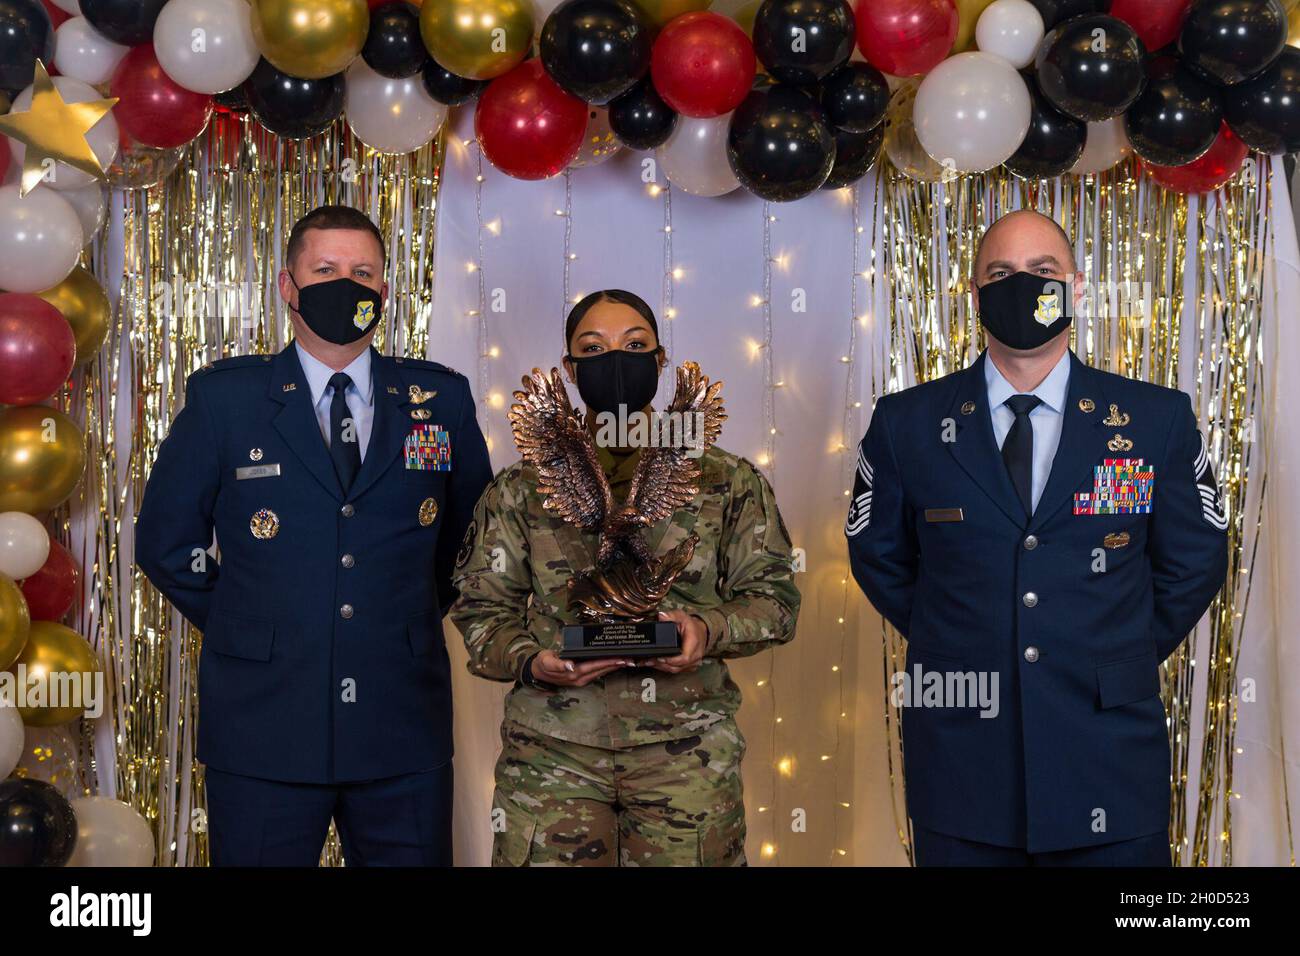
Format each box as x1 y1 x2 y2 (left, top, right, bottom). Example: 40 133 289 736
846 351 1228 852
136 345 493 784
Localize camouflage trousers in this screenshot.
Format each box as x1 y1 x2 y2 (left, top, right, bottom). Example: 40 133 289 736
490 718 748 867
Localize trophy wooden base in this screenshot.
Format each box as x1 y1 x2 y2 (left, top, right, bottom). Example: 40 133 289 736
559 620 681 660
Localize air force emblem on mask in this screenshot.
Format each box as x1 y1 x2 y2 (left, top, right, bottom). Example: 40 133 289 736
353 300 375 330
1034 293 1061 326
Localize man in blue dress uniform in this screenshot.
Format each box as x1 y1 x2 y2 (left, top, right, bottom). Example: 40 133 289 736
846 210 1228 866
136 206 492 865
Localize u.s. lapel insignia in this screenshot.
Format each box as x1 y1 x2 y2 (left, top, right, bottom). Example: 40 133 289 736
410 408 432 421
960 401 976 415
418 497 438 526
250 509 279 539
1103 404 1131 426
1103 531 1131 549
1078 398 1095 413
282 383 296 392
386 386 400 395
408 385 437 404
249 448 263 462
1107 433 1133 452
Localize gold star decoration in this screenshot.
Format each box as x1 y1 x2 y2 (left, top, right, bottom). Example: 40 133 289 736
0 61 118 197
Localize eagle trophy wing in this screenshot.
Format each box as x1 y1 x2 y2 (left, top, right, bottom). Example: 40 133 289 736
508 368 612 531
624 361 727 526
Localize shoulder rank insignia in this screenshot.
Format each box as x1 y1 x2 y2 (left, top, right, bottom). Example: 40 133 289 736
1103 404 1130 426
409 385 437 404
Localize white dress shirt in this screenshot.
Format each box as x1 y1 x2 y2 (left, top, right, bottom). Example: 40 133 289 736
985 349 1071 513
295 342 375 462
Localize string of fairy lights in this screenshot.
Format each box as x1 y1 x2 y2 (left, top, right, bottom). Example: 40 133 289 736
469 139 493 453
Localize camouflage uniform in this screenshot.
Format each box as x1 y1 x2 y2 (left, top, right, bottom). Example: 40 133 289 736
451 445 799 866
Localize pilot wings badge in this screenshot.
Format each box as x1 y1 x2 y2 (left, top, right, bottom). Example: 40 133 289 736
1034 293 1062 326
508 361 727 660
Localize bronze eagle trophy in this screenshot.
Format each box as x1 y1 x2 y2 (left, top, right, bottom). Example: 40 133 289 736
508 361 726 658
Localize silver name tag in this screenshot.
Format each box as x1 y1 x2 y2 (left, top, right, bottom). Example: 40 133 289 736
235 464 281 480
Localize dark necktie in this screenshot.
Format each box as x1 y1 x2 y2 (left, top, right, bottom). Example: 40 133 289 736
1002 394 1042 518
328 372 361 492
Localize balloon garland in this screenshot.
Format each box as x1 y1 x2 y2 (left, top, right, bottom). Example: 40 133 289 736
0 0 1293 197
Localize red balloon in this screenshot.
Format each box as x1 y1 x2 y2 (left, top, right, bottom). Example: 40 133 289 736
855 0 957 77
109 44 214 150
1109 0 1190 54
19 540 80 622
475 59 589 180
1145 122 1250 194
650 12 756 118
0 293 76 405
41 1 70 30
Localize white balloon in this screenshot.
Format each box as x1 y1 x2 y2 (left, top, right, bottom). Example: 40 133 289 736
153 0 261 95
54 181 108 240
914 51 1032 173
1071 117 1132 174
0 704 23 779
344 60 448 154
975 0 1044 71
0 185 84 293
0 513 51 580
50 0 81 14
53 17 129 87
67 796 157 867
656 114 740 197
8 76 120 192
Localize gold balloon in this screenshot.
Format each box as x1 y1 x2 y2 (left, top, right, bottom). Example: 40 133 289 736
0 406 87 515
0 574 30 672
952 0 996 53
6 621 100 727
635 0 713 29
419 0 534 81
37 267 110 368
883 79 949 183
251 0 370 80
1289 4 1300 47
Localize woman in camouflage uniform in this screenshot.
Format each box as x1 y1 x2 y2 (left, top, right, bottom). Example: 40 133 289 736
451 290 800 866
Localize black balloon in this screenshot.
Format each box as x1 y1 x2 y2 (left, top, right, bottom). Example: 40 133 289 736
1125 58 1223 166
1035 15 1148 121
819 61 889 133
80 0 169 46
608 76 678 149
1028 0 1104 30
821 122 884 188
0 0 53 96
1005 80 1086 179
214 85 250 115
244 59 346 140
727 84 836 202
752 0 855 86
0 779 77 867
539 0 651 104
1179 0 1286 86
362 1 429 79
1224 45 1300 153
421 58 487 106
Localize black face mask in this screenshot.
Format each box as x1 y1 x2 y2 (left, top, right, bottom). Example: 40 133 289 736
567 348 661 415
977 271 1072 351
290 276 382 345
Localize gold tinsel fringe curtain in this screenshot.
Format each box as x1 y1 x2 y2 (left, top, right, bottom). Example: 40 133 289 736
865 157 1273 867
70 114 443 866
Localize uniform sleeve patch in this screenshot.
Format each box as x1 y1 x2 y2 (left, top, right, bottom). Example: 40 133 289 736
845 444 873 537
1194 432 1228 531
